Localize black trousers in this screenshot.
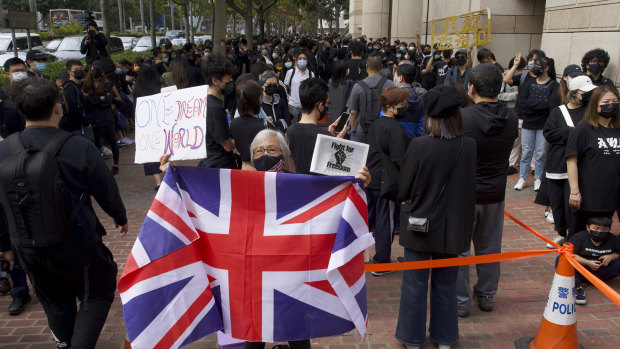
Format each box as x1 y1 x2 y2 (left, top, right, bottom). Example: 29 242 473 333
93 124 119 165
245 339 311 349
548 178 570 236
17 241 118 349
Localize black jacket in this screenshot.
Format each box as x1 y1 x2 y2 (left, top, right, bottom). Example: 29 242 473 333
261 94 291 132
398 135 477 255
84 81 118 127
543 105 586 177
60 80 89 132
462 102 518 204
80 33 109 64
0 99 24 139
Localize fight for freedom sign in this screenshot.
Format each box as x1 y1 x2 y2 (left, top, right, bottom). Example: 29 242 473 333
134 85 208 164
119 167 374 348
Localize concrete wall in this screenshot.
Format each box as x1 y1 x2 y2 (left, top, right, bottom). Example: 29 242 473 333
389 0 424 45
541 0 620 85
348 0 363 37
361 0 390 40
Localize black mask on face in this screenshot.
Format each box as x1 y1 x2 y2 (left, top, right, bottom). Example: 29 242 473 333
92 68 102 78
254 155 284 172
588 63 602 75
222 81 235 95
73 69 85 79
590 229 610 243
265 85 278 96
599 102 619 118
395 106 408 119
579 90 592 105
456 56 467 66
531 66 544 77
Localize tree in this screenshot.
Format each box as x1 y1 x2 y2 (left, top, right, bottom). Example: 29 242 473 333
252 0 278 39
226 0 253 49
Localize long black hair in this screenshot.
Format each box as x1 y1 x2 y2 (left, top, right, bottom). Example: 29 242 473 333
133 64 161 99
330 60 348 87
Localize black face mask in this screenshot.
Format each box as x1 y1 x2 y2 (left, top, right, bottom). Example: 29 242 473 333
588 63 602 75
92 68 102 78
222 81 235 95
579 90 592 105
73 69 85 79
456 57 467 66
395 106 408 119
254 155 284 172
265 85 278 96
590 229 610 243
531 66 544 77
599 103 619 118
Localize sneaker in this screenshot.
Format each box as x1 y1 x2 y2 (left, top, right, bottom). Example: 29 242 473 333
575 286 586 305
371 269 395 276
545 209 555 224
120 137 135 145
507 166 518 175
514 178 527 191
546 235 565 249
396 256 404 263
100 146 113 158
111 165 119 175
534 179 541 191
457 307 470 318
475 293 493 311
8 294 31 316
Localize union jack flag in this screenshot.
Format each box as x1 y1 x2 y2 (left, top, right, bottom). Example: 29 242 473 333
118 166 373 348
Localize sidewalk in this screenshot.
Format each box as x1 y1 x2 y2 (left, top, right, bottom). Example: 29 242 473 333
1 145 620 349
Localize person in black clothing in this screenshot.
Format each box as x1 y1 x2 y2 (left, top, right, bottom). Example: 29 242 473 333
581 48 616 88
285 78 348 175
542 75 595 246
230 80 266 169
476 48 503 73
347 41 366 82
60 60 93 142
184 53 205 87
83 60 123 174
0 58 27 138
259 71 290 132
0 77 128 349
566 85 620 237
25 50 49 79
200 54 239 169
366 87 411 276
456 64 518 317
80 22 108 65
152 47 168 75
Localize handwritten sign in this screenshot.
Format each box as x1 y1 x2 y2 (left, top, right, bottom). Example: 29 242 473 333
134 85 208 164
310 134 369 176
431 8 491 50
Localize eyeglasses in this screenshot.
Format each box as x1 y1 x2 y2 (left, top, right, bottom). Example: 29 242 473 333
253 146 281 156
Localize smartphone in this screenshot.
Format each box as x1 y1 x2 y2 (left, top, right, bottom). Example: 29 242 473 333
335 112 350 133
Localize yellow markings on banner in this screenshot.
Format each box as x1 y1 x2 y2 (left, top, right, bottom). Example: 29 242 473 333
431 8 491 50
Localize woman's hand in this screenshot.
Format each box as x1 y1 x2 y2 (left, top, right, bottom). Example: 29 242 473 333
569 192 581 209
159 153 174 173
328 116 349 138
355 166 371 187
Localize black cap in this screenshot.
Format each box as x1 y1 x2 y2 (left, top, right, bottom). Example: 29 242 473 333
26 50 47 61
563 64 584 78
57 71 70 81
422 85 462 118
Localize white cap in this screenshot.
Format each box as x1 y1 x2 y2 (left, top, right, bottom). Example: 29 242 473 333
569 75 597 92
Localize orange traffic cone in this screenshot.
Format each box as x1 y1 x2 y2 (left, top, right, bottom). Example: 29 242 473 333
515 243 584 349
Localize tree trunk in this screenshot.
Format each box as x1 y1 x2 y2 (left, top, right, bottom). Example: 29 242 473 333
233 14 236 36
334 6 340 35
100 0 110 35
139 0 145 32
183 1 190 40
258 8 265 39
170 0 175 30
213 0 226 54
117 0 125 31
149 0 156 47
244 0 253 50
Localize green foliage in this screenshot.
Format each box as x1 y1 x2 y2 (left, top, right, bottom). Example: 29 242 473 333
50 23 84 36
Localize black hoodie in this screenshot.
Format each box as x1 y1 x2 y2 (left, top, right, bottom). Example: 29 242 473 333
462 102 518 204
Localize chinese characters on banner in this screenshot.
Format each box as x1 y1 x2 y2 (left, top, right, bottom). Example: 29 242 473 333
431 8 491 50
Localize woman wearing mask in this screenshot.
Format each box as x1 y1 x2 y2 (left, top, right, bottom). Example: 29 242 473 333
513 55 558 191
83 60 123 174
566 85 620 237
280 56 295 83
161 59 188 89
365 87 411 276
327 61 352 124
230 80 267 170
260 71 291 132
543 75 596 247
396 85 476 349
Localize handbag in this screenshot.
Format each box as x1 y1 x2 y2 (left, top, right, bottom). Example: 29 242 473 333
407 137 464 233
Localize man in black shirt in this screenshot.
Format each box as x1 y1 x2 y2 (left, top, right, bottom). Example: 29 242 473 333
347 41 367 82
581 48 616 88
286 78 347 174
457 64 518 317
200 54 238 169
80 22 108 65
0 77 127 348
60 60 92 141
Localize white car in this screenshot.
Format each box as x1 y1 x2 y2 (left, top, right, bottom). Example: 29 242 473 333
194 35 212 44
133 36 172 52
171 38 186 46
53 35 124 61
0 51 27 69
113 36 137 51
45 38 63 52
0 33 46 52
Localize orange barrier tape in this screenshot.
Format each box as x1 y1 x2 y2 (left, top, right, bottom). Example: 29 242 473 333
503 211 561 249
564 253 620 308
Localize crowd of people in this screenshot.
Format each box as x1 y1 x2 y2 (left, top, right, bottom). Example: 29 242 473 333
0 28 618 349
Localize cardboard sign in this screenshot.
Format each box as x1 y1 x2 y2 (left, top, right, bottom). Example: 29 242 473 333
134 85 208 164
310 134 369 176
431 8 491 50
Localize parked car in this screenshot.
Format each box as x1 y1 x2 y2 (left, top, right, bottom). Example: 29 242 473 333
171 38 186 46
0 33 46 52
45 38 63 52
132 36 172 52
53 35 124 61
165 30 184 39
194 35 212 44
112 36 138 51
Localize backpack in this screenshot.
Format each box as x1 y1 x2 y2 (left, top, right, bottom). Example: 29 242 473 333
356 76 388 132
0 131 82 247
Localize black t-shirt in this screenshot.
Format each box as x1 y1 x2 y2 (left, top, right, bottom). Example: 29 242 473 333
237 51 251 74
433 61 449 86
565 122 620 212
286 123 331 174
569 230 620 261
204 94 235 168
366 117 408 190
347 58 366 81
230 115 266 162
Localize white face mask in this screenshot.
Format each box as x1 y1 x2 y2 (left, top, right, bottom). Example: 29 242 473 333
12 71 27 81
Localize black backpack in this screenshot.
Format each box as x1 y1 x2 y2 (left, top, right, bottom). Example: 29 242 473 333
0 131 79 247
356 76 388 133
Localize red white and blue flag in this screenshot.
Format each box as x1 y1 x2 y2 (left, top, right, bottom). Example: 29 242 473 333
119 166 373 348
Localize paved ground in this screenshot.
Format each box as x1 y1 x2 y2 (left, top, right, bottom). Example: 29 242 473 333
1 143 620 349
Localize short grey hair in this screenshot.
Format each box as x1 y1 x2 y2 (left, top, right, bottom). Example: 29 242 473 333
250 129 296 172
259 70 279 86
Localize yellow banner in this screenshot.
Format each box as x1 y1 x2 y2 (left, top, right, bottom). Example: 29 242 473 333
431 8 491 50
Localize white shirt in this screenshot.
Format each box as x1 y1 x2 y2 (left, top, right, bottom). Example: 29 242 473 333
285 67 313 108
